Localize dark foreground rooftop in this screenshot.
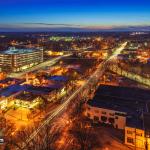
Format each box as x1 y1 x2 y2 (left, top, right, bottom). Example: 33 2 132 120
96 84 150 102
87 85 150 129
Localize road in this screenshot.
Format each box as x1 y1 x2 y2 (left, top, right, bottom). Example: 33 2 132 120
15 42 127 150
8 54 71 78
109 42 127 59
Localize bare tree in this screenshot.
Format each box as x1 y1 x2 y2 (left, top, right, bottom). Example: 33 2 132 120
8 124 60 150
70 117 101 150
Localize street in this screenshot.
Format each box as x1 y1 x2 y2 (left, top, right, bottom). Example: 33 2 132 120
16 42 127 150
8 54 71 78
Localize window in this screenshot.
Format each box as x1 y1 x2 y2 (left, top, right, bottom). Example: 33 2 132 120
127 137 134 144
136 133 142 137
102 111 106 115
108 118 115 124
127 130 133 135
115 116 118 119
87 107 91 110
101 116 107 122
94 116 99 122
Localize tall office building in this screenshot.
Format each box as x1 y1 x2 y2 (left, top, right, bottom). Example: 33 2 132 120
0 47 44 72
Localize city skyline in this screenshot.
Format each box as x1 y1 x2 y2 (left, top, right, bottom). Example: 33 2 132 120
0 0 150 32
1 1 150 148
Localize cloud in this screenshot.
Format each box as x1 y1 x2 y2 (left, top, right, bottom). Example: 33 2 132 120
0 23 150 32
23 23 82 27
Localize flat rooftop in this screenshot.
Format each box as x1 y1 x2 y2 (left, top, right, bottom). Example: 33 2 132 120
0 84 26 97
87 85 150 129
24 84 62 95
96 85 150 102
15 92 39 102
46 75 68 82
88 95 146 114
0 47 41 55
0 83 62 98
0 78 24 84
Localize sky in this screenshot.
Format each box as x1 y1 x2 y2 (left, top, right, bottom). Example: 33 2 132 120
0 0 150 32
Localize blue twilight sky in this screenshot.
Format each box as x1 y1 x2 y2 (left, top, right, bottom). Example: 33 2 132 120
0 0 150 31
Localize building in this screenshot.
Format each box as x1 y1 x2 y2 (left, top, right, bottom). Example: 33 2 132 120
85 85 150 149
49 36 74 42
0 77 24 89
125 113 150 149
24 84 66 103
0 47 43 72
0 84 26 110
14 91 43 109
86 95 127 129
0 78 66 111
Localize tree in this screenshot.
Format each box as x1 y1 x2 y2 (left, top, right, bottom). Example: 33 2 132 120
70 117 101 150
9 124 60 150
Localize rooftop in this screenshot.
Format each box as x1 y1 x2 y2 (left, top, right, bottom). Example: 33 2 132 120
0 83 62 98
96 85 150 102
88 95 146 114
0 84 26 97
46 75 68 82
87 85 150 129
0 47 41 55
24 85 60 95
15 92 39 102
0 77 24 84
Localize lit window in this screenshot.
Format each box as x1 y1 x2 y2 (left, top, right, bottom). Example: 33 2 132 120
127 130 133 135
136 133 142 137
127 137 134 144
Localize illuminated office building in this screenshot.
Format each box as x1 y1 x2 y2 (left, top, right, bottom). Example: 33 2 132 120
0 47 43 72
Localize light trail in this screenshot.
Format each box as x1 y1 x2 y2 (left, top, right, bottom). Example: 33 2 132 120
8 54 71 78
16 42 127 150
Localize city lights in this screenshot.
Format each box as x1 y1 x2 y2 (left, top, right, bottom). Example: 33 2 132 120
0 0 150 149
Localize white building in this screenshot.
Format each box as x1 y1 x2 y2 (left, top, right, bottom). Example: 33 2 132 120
85 102 126 130
85 85 150 149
